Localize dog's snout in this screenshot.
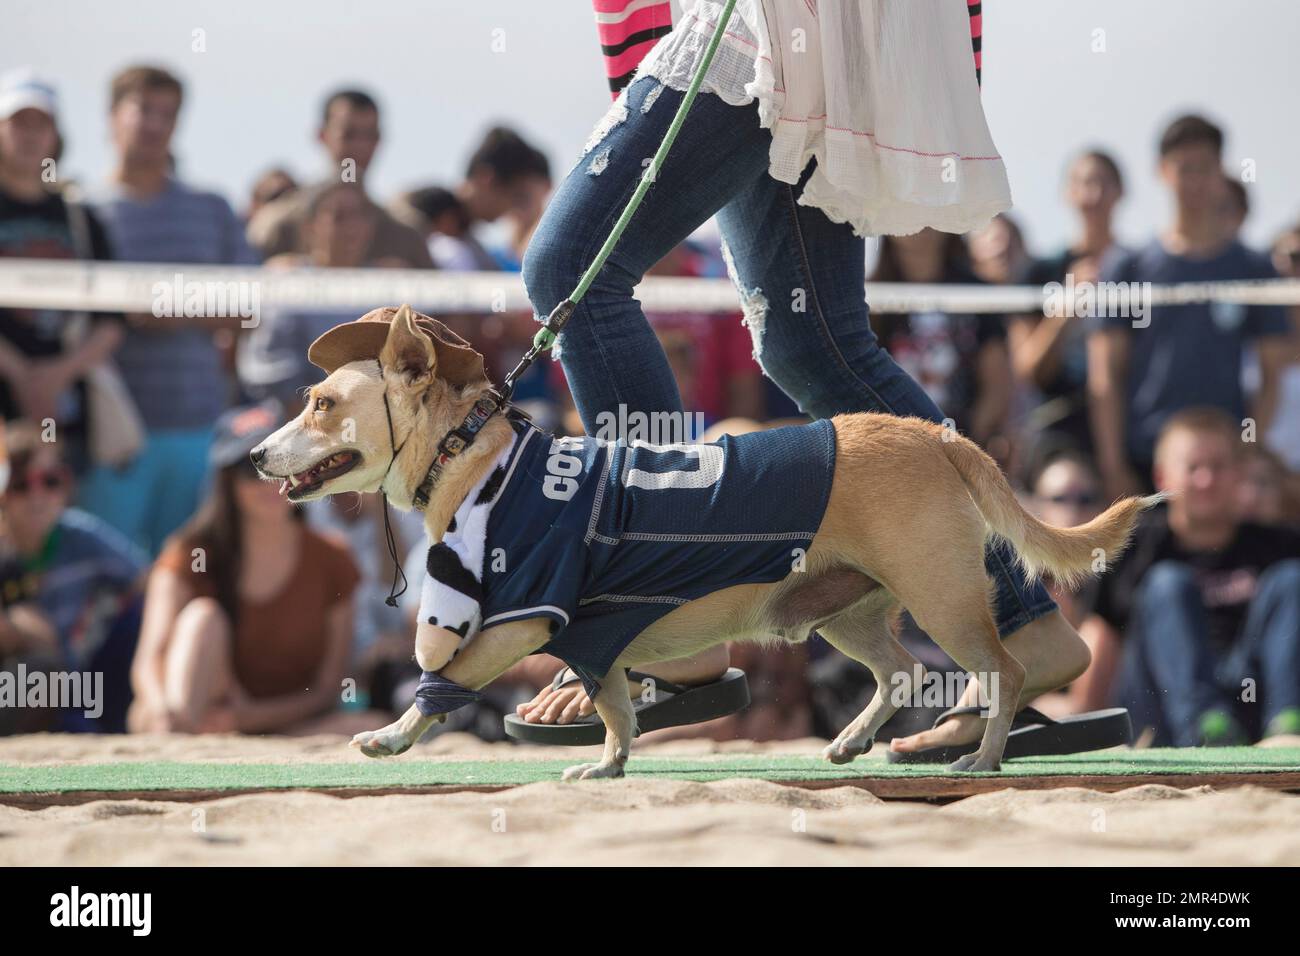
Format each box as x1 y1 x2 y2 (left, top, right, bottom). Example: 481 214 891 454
249 445 267 466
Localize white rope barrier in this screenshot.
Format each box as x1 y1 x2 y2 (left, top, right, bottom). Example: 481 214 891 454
0 258 1298 316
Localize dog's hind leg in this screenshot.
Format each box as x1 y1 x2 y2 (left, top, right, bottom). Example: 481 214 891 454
562 670 637 781
817 595 921 764
902 570 1025 773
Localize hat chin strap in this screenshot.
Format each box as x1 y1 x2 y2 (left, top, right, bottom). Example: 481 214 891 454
378 369 412 607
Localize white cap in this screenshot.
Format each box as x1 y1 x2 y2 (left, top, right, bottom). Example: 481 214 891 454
0 68 59 122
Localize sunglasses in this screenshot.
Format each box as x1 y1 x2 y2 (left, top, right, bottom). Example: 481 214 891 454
7 466 68 494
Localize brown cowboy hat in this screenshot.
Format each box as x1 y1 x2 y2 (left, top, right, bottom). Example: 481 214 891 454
307 305 487 386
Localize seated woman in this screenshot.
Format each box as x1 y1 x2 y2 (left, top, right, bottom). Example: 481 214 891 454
128 402 369 735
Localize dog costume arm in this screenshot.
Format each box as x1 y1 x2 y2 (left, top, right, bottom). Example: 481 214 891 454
413 493 490 671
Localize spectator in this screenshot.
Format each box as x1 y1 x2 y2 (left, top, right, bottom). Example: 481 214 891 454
395 126 551 272
1012 149 1126 457
0 69 128 476
1020 449 1107 719
0 422 145 733
238 182 401 407
245 166 297 223
1264 224 1300 471
1026 449 1105 628
1236 444 1292 527
80 65 261 556
1219 175 1248 241
869 229 1013 451
306 489 423 668
246 89 431 268
128 403 367 735
394 130 556 417
1090 408 1300 745
968 212 1029 285
1087 115 1292 501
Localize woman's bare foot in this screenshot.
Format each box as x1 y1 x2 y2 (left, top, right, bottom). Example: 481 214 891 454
888 609 1092 754
889 711 982 753
516 645 732 725
515 673 642 725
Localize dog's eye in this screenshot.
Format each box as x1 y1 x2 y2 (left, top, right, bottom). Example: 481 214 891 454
314 396 334 413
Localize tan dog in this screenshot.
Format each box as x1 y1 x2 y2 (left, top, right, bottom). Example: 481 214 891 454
254 305 1158 779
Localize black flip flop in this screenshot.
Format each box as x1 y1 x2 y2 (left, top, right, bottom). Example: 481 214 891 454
885 705 1132 764
503 666 751 745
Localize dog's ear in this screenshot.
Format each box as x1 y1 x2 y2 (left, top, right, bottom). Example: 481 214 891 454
379 304 437 386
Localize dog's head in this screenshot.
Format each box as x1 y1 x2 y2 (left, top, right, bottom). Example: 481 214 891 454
252 305 470 503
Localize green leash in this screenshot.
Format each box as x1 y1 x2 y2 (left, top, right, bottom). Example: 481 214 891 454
501 0 740 393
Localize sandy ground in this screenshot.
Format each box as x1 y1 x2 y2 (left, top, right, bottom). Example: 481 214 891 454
2 733 1299 865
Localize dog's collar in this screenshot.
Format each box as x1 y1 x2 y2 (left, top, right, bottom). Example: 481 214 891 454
410 388 509 512
377 367 531 512
374 361 529 607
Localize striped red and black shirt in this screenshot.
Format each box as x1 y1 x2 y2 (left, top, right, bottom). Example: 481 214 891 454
593 0 984 97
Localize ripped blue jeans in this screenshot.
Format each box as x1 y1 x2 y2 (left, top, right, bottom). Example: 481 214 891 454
521 76 1056 638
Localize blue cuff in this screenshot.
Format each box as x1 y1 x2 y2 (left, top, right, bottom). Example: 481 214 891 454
414 671 484 717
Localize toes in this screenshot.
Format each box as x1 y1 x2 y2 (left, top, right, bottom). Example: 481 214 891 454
822 738 872 764
580 764 625 780
948 753 1000 773
351 729 410 759
558 699 583 725
562 762 624 781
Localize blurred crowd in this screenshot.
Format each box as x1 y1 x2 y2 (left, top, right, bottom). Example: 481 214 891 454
1 63 1298 748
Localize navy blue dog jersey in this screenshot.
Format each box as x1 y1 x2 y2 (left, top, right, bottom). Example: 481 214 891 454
417 418 837 693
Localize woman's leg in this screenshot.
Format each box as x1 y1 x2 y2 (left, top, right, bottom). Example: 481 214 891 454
714 160 1059 641
161 596 237 732
520 78 774 718
523 75 772 430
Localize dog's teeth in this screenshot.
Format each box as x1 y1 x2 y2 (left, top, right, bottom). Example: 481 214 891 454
279 479 290 495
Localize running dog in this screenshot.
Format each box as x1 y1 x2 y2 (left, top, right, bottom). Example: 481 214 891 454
252 305 1158 779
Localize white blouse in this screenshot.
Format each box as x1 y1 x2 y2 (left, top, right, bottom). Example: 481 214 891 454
633 0 1013 237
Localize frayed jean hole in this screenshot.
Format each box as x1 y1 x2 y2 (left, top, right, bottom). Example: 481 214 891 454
582 96 629 157
587 147 612 176
640 83 664 114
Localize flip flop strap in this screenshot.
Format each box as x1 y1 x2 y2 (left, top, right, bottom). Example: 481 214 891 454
932 703 1058 730
626 670 689 698
549 667 581 692
547 666 690 698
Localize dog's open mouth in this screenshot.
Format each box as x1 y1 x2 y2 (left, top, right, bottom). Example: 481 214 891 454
278 450 361 500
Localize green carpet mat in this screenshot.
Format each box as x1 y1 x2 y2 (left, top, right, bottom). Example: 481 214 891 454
2 747 1298 794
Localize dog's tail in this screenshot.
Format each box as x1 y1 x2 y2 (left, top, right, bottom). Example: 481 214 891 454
939 436 1164 589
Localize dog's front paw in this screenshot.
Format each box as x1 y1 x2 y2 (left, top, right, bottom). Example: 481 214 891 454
948 751 1000 773
822 736 872 765
350 727 414 759
561 761 625 781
